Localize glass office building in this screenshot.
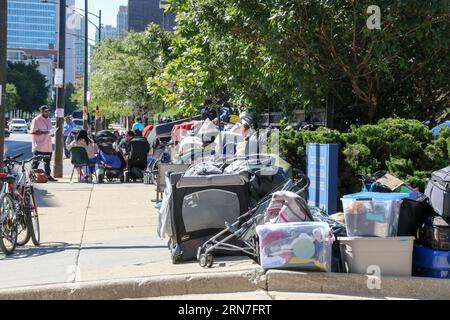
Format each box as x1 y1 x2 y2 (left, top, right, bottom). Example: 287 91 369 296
7 0 57 50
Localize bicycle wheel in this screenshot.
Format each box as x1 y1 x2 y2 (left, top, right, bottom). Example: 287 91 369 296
24 191 40 246
16 210 30 246
0 193 18 255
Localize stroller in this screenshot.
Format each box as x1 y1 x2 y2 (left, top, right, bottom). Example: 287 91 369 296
125 136 150 182
197 174 311 267
96 131 126 183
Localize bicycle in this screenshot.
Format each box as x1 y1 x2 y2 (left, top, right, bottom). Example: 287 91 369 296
0 153 46 255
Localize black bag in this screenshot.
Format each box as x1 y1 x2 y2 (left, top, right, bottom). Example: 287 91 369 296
425 166 450 218
397 194 434 237
419 216 450 251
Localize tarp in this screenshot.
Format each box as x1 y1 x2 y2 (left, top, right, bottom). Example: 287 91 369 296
431 120 450 137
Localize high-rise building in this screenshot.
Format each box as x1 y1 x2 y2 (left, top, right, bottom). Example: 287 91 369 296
7 0 76 84
117 5 128 38
7 0 57 50
74 15 85 85
128 0 176 32
64 0 76 84
96 25 117 43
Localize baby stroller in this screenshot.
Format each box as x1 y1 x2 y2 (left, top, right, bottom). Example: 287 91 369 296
96 131 126 183
197 174 311 267
125 136 150 182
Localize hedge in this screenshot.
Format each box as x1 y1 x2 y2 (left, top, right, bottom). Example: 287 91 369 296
280 118 450 197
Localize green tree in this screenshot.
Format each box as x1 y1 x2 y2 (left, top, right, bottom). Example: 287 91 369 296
89 23 173 119
150 0 450 126
6 61 49 112
4 83 19 112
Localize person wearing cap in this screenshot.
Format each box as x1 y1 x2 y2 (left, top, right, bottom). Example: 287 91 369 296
30 106 58 182
63 116 76 158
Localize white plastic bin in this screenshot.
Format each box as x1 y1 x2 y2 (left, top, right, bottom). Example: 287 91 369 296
338 236 415 277
342 192 411 237
256 222 334 272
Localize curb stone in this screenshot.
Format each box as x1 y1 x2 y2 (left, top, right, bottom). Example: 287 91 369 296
0 269 266 300
1 268 450 299
266 270 450 300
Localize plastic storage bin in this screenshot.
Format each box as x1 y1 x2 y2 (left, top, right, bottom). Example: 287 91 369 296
256 222 333 272
413 244 450 278
342 192 411 237
339 236 414 276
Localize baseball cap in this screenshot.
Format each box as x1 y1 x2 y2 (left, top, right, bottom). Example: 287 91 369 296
40 105 49 111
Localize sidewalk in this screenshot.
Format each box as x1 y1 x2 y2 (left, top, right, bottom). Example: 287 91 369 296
2 176 450 300
0 178 257 290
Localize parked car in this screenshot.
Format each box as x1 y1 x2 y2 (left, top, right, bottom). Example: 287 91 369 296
8 119 28 133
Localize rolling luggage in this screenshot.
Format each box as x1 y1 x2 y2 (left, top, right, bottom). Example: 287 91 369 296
419 216 450 251
425 166 450 218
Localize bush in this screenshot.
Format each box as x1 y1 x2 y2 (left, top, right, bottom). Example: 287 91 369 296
280 118 448 195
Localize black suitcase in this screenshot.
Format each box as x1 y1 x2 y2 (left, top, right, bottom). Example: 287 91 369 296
420 216 450 251
425 167 450 218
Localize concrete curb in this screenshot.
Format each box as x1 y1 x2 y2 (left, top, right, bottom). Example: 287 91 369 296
2 269 450 299
266 270 450 300
0 269 266 300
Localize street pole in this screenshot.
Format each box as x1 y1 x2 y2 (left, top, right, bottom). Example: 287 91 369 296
53 0 66 178
0 0 7 170
98 10 101 42
83 0 89 130
95 10 102 133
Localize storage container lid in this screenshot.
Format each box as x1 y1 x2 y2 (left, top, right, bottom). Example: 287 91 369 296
338 236 415 242
342 192 411 201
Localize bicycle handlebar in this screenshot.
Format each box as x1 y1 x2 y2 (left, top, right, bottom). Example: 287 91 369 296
4 155 50 167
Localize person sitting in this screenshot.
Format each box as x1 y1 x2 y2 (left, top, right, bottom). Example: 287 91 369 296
132 116 144 134
67 130 99 181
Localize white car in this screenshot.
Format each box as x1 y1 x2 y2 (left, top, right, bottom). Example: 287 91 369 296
73 118 84 130
9 119 28 133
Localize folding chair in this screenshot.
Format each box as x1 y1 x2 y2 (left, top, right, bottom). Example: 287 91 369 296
70 147 90 183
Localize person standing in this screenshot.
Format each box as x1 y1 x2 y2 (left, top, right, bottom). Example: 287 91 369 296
30 106 58 182
132 116 144 134
63 116 76 158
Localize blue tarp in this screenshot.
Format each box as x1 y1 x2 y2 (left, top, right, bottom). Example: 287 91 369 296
431 121 450 138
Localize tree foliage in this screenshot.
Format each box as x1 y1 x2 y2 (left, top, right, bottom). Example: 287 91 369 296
4 83 20 112
148 0 450 125
6 61 49 112
89 24 173 119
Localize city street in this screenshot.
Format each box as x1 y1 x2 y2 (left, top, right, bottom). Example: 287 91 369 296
4 133 33 160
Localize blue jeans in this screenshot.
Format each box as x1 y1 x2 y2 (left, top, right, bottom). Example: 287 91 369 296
88 155 98 175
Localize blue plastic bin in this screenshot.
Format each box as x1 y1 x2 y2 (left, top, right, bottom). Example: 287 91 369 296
342 192 411 237
413 244 450 279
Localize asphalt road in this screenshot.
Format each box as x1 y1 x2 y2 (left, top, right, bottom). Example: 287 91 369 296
4 133 72 176
4 133 34 161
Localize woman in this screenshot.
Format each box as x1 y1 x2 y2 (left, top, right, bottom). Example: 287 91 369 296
67 130 99 181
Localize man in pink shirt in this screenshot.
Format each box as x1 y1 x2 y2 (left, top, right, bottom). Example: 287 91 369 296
30 106 58 181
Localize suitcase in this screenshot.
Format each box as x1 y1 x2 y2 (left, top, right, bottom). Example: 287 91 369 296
419 215 450 251
425 166 450 218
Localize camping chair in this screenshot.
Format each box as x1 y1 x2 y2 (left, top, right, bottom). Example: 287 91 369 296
70 147 90 183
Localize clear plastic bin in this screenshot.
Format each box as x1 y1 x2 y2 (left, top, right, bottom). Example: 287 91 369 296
342 192 410 237
256 222 334 271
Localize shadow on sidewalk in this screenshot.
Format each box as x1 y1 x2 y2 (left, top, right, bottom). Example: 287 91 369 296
1 242 167 260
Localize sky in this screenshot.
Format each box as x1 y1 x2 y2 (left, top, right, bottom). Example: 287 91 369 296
74 0 128 39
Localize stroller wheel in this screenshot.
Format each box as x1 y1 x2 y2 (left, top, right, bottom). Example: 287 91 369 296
199 253 214 268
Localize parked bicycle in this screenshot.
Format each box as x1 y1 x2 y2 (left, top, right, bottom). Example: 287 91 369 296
0 153 47 255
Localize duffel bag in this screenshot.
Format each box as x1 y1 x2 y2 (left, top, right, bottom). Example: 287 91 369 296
425 166 450 218
397 194 434 237
30 169 48 183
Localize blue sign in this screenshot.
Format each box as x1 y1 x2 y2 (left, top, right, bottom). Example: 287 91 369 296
306 143 339 215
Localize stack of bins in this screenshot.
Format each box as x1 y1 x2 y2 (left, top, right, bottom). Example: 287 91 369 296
414 216 450 278
338 192 415 277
